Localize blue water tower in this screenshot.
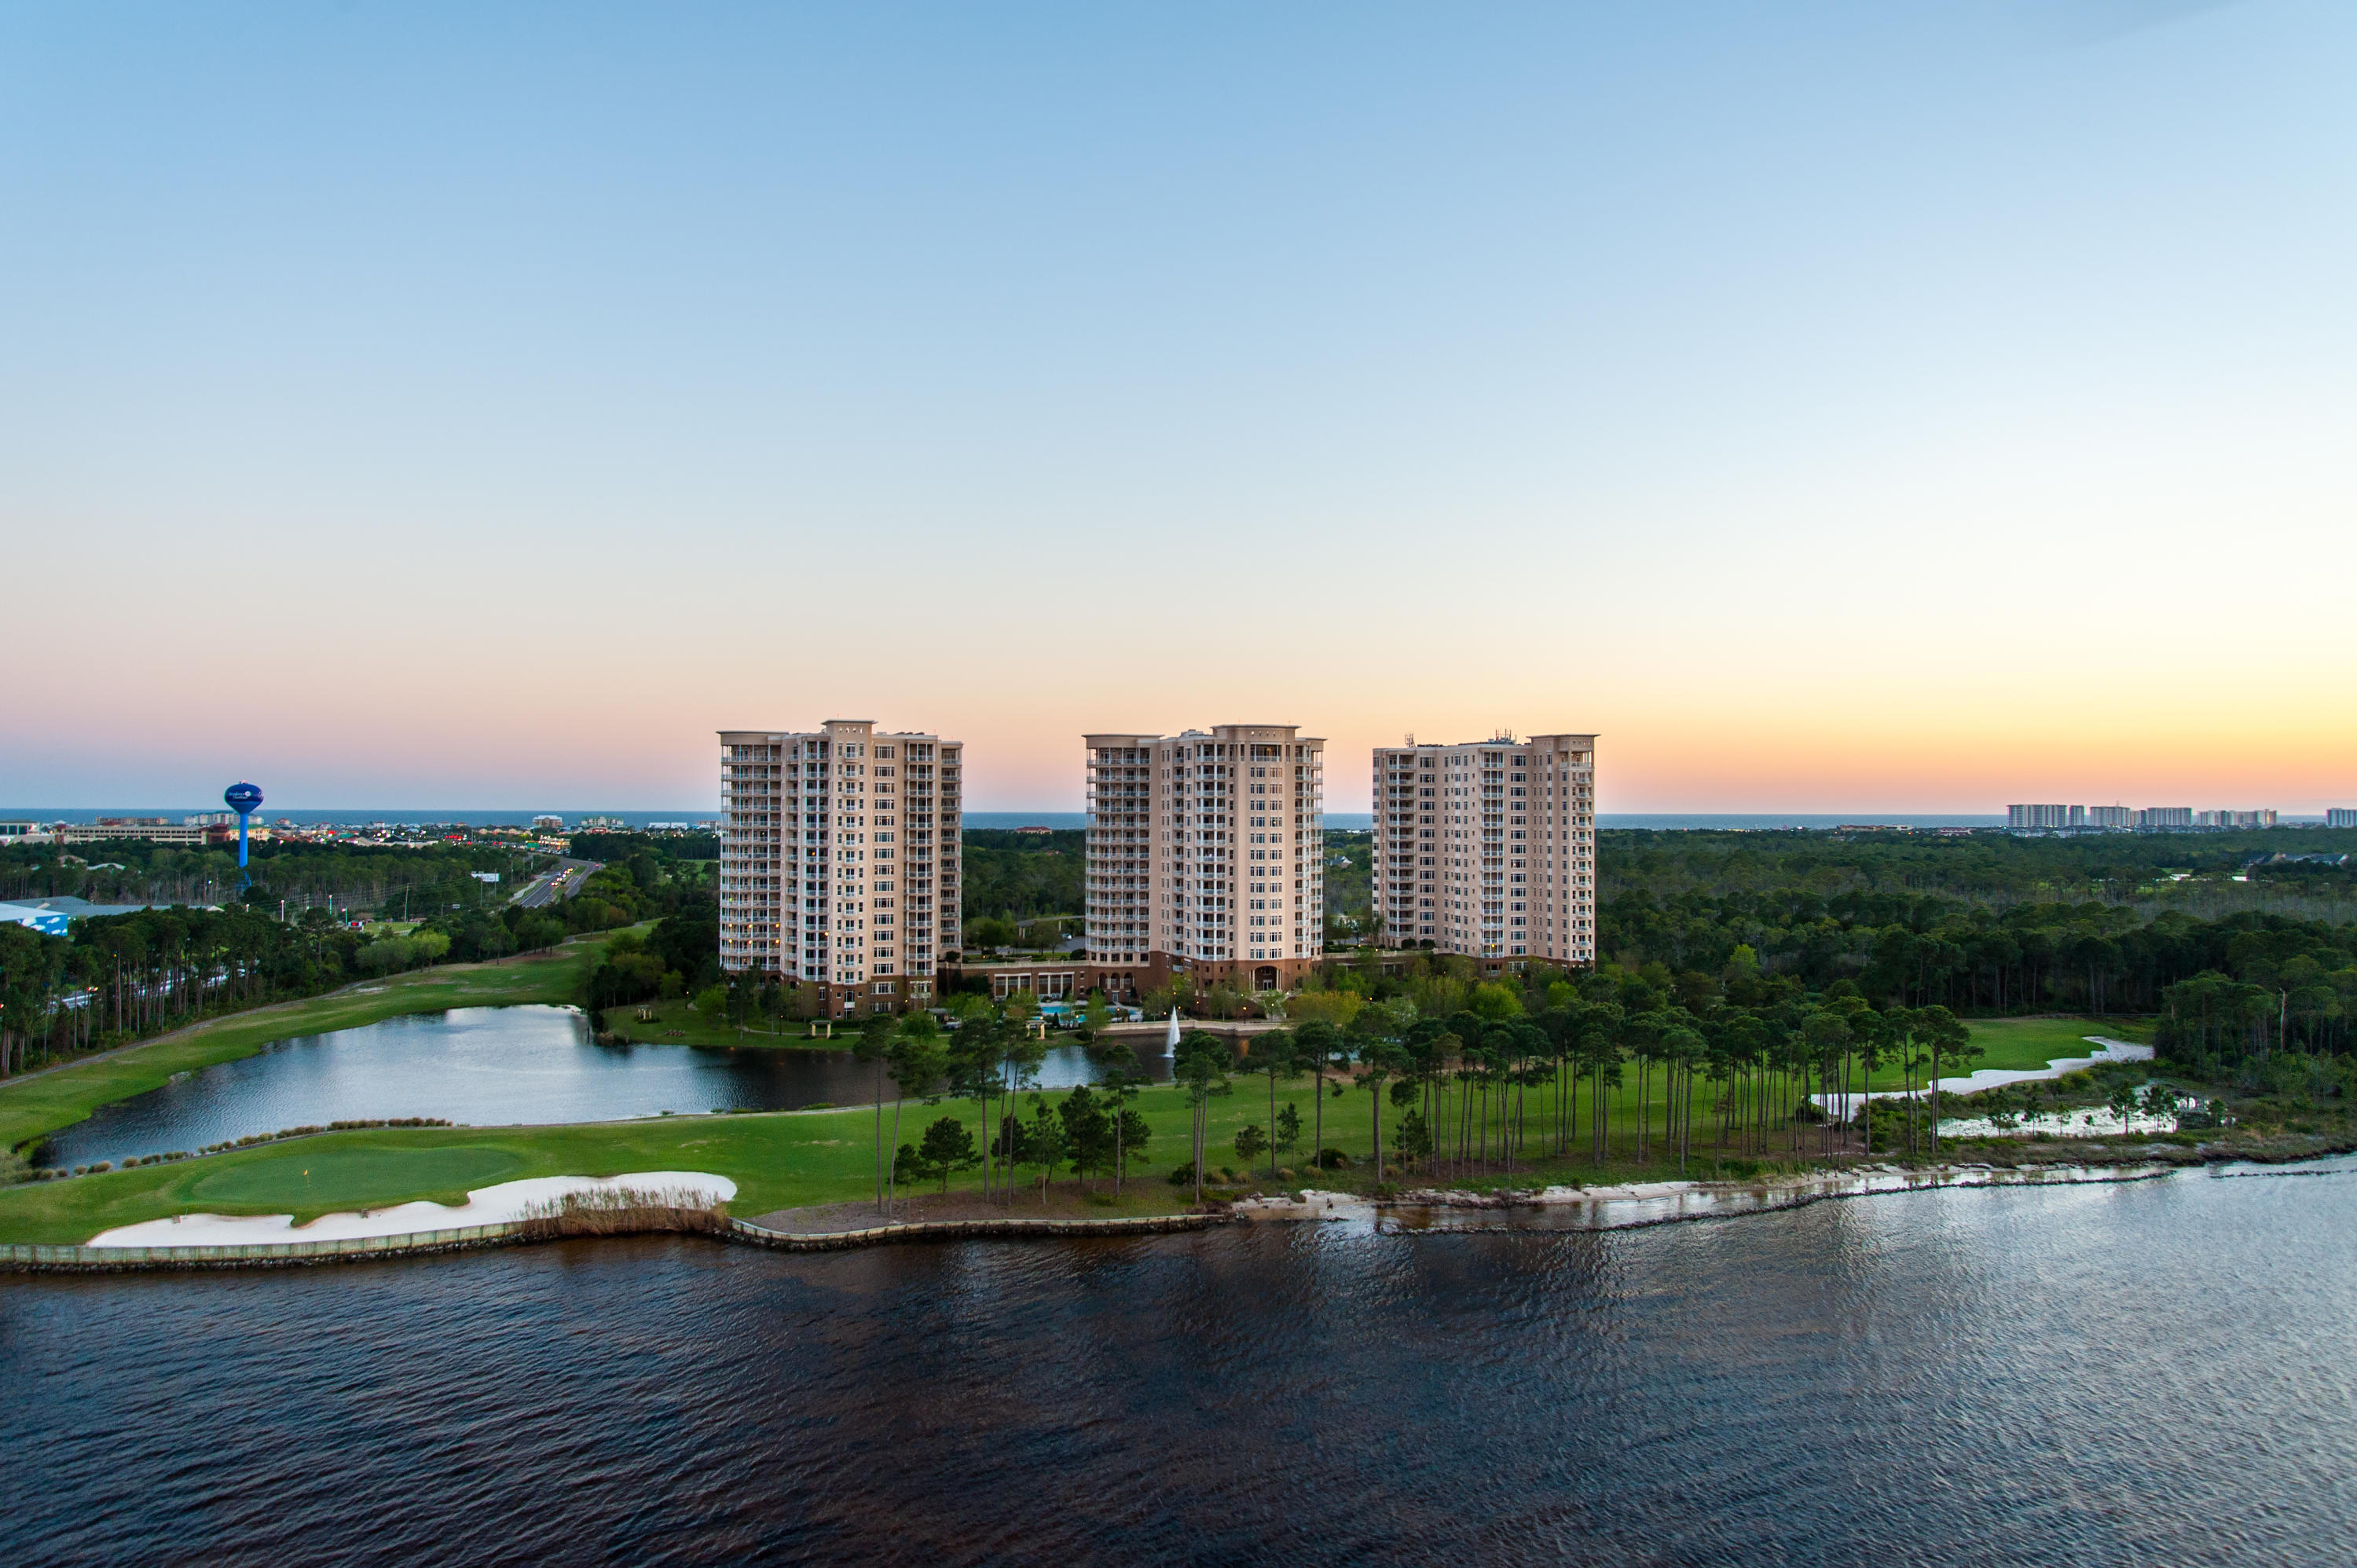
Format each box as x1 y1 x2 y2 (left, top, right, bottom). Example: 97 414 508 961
225 782 264 877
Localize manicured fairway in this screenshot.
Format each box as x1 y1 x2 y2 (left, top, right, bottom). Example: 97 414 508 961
0 932 626 1153
1952 1016 2151 1072
0 1086 1240 1242
597 995 840 1050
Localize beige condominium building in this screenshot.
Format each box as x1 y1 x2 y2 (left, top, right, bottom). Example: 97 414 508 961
717 720 961 1016
1083 724 1324 997
1372 733 1596 965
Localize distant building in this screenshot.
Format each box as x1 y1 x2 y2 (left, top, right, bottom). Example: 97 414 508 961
581 816 626 831
2084 806 2133 829
717 718 962 1015
2008 804 2071 830
2137 807 2194 830
2330 808 2357 830
531 814 564 830
0 821 55 846
60 819 205 846
2187 808 2276 830
1014 825 1054 837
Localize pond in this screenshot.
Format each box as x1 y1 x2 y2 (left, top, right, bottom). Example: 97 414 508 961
33 1006 1172 1170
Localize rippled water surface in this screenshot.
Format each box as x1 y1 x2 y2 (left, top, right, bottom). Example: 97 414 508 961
35 1006 1168 1168
6 1163 2355 1564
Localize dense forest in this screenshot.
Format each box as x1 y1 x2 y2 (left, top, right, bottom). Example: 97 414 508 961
1601 826 2357 916
1587 828 2357 1087
962 830 1083 926
568 831 717 864
0 837 532 915
957 828 1368 939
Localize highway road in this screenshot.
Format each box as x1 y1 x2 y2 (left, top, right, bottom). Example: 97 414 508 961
513 857 603 909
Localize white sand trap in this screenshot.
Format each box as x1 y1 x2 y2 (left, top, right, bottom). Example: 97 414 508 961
86 1171 736 1249
1934 1106 2182 1140
1815 1035 2155 1117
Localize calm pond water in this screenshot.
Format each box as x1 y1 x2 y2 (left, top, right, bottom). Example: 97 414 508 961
33 1006 1171 1169
4 1160 2355 1564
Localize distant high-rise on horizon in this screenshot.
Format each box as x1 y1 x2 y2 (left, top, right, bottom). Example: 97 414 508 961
1083 724 1324 994
2010 803 2282 832
718 719 960 1015
1374 733 1597 965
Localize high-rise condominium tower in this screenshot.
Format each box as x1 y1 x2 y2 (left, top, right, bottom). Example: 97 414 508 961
717 720 961 1015
1371 733 1596 965
1084 724 1325 993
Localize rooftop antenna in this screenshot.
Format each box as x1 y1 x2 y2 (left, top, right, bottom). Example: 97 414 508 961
225 782 263 887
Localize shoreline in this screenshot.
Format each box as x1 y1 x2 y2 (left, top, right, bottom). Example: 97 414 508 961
13 1144 2350 1273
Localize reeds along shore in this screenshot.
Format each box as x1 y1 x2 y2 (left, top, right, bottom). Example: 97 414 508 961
515 1185 728 1240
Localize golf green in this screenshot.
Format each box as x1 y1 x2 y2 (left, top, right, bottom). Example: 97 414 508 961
185 1145 528 1213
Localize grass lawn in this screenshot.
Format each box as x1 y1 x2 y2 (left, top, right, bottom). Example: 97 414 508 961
1898 1016 2153 1085
0 1083 1259 1243
0 930 628 1155
1831 1017 2150 1092
599 996 840 1050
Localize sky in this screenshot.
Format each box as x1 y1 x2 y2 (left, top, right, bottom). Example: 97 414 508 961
4 1 2353 815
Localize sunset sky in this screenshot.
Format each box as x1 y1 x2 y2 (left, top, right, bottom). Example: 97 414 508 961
5 3 2353 815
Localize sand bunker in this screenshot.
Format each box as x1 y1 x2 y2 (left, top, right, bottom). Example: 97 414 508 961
1934 1106 2182 1140
86 1172 736 1249
1236 1165 2176 1233
1814 1035 2154 1118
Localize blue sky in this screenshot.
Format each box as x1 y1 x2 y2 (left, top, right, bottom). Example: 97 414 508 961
4 2 2352 811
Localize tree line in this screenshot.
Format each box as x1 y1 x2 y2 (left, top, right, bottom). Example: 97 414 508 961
812 1002 1154 1214
1 837 533 914
1600 824 2357 917
1596 889 2357 1026
1182 968 1981 1195
0 906 392 1078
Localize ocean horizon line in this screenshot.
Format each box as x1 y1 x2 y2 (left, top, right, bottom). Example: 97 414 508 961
5 807 2132 831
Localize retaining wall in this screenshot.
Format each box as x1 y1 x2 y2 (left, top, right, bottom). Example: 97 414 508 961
724 1212 1225 1251
0 1211 1226 1273
0 1224 528 1273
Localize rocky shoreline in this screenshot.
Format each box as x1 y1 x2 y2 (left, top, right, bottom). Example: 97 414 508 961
1233 1135 2357 1233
